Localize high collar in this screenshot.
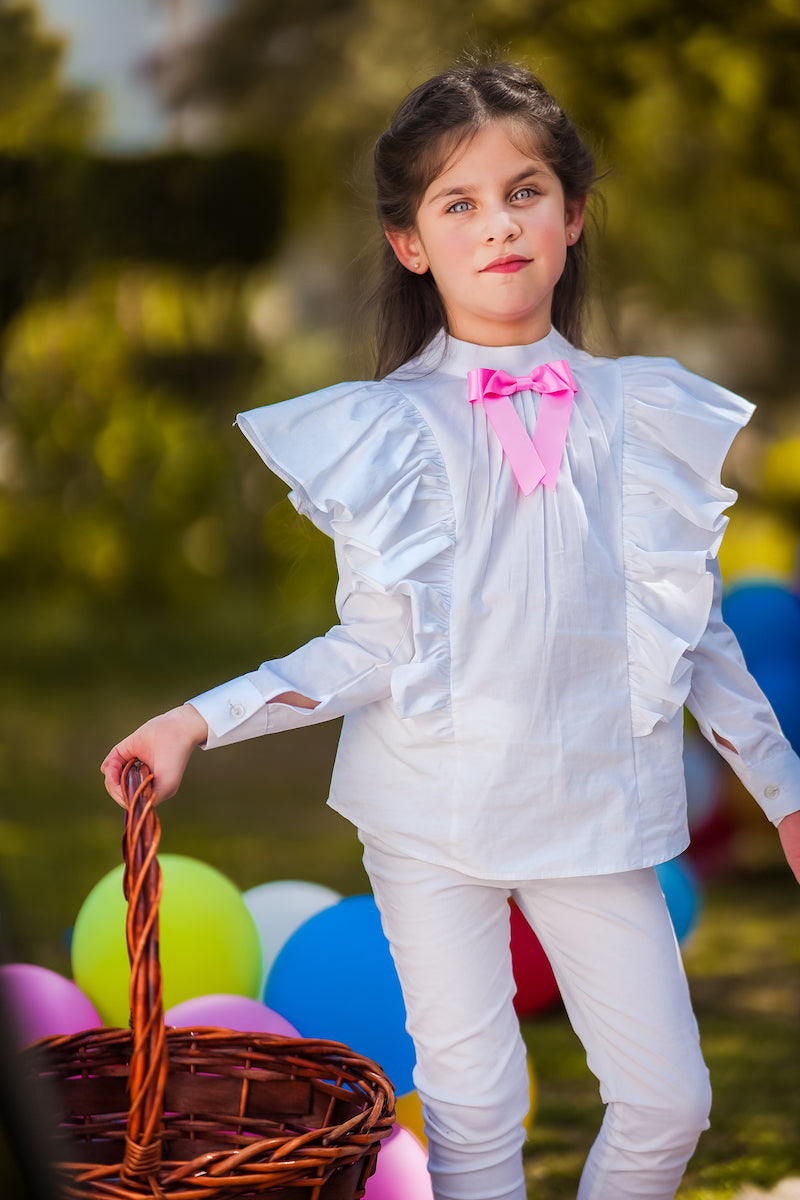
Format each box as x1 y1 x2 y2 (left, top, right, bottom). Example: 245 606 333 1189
408 326 574 380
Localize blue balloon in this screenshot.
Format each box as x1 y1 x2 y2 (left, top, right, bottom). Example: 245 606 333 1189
264 895 416 1094
722 583 800 670
749 663 800 752
722 583 800 752
655 856 702 944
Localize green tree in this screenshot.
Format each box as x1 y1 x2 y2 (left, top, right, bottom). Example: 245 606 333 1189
0 0 95 150
0 6 302 624
1 270 277 606
0 262 339 633
148 0 800 388
500 0 800 377
0 2 95 329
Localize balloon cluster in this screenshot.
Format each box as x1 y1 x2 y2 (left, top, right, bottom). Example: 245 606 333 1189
3 839 708 1197
0 867 432 1196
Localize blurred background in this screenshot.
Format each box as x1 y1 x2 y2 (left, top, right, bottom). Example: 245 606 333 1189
0 1 799 1196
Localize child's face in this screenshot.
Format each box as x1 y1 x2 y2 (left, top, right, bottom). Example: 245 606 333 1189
386 120 585 347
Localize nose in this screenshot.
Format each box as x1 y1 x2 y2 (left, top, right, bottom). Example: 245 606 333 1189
484 205 522 243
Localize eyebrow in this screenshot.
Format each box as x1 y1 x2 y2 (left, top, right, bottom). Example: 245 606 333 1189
425 166 549 205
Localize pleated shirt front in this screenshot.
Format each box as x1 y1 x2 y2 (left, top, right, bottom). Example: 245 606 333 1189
191 328 800 879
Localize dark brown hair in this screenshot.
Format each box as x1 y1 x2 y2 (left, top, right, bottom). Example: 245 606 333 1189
372 63 597 378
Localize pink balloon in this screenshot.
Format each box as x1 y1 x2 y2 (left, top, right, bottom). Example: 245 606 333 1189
164 993 300 1037
0 963 102 1047
364 1125 433 1200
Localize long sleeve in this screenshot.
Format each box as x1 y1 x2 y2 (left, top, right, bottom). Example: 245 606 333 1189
190 570 415 748
685 560 800 825
188 378 455 749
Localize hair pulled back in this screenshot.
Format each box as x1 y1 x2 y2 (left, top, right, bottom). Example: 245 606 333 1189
372 62 597 377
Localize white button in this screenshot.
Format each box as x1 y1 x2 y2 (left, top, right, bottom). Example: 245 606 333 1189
763 784 780 800
229 702 246 720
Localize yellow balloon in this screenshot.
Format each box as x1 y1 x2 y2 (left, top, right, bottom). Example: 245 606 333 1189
395 1054 537 1148
527 1053 538 1129
394 1089 426 1146
718 507 798 588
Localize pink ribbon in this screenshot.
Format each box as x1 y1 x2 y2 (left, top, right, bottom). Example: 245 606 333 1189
468 360 577 494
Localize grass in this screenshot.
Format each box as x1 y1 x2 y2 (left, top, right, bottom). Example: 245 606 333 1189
1 598 798 1198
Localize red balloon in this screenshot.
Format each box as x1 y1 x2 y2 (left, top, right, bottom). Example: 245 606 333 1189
509 902 561 1017
683 802 737 879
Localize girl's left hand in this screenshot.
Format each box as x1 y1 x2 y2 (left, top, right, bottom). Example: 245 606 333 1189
777 809 800 885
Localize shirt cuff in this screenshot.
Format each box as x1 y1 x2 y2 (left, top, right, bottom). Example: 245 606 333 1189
188 677 267 748
729 745 800 825
189 664 330 748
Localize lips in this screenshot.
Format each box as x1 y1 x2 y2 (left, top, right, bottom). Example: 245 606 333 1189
480 255 531 274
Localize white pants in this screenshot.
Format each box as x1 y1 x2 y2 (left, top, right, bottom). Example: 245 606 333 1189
361 835 711 1200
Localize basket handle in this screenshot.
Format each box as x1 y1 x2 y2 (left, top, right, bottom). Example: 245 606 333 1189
120 759 168 1182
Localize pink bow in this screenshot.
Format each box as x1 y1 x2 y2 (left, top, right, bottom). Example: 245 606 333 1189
468 360 577 494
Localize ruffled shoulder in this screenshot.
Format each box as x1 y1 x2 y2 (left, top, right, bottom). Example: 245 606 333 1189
620 357 754 736
236 380 455 726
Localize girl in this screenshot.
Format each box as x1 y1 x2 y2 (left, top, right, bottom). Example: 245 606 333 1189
102 63 800 1200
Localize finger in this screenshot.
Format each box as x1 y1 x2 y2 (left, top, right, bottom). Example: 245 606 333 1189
100 747 134 807
100 747 123 778
102 769 127 808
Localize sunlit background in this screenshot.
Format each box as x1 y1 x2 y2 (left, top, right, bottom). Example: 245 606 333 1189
1 2 799 1196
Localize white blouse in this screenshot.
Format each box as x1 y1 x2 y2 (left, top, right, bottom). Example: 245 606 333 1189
190 328 800 880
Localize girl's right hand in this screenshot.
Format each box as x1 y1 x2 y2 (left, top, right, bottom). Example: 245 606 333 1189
101 703 209 807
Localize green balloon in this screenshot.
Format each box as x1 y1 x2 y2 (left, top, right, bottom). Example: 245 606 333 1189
71 854 262 1028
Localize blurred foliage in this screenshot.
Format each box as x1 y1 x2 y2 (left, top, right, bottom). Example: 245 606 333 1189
0 0 95 151
0 149 284 336
3 270 246 604
1 0 795 622
0 0 796 626
148 0 800 381
0 265 342 625
0 0 92 329
0 3 336 624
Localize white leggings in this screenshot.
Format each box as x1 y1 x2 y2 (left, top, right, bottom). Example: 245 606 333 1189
361 836 711 1200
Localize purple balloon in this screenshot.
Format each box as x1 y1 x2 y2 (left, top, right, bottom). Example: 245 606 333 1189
164 993 300 1037
0 963 102 1047
364 1125 432 1200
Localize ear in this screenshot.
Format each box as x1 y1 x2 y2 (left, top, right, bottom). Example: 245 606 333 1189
385 228 429 274
565 195 587 245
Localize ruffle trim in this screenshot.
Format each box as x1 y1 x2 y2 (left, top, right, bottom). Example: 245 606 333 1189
237 380 455 730
621 357 754 736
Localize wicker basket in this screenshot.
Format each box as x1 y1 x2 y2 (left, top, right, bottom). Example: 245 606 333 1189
24 761 395 1199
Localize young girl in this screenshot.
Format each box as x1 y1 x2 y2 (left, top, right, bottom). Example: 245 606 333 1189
102 63 800 1200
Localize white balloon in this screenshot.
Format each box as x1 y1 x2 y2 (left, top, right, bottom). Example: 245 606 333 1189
243 879 342 992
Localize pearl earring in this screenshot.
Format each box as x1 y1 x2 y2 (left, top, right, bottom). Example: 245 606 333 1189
414 262 421 270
